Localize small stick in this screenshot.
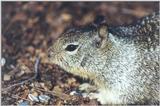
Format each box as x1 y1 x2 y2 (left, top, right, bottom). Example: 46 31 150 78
2 57 40 91
11 94 31 102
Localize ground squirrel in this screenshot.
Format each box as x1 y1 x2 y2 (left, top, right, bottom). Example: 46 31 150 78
48 12 159 104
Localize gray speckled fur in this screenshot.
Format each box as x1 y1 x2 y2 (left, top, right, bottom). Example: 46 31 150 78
48 12 160 104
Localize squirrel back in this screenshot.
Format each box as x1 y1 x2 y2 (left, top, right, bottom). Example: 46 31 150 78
109 12 159 49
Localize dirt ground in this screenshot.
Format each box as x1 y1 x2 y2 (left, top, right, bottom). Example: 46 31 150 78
1 2 159 105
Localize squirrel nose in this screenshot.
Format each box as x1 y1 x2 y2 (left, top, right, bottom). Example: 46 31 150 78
48 53 51 58
48 48 54 58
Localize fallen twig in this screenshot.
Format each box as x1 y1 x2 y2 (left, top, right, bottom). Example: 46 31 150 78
2 57 40 91
11 94 31 102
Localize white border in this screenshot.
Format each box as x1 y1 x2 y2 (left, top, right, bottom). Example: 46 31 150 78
0 1 2 106
0 1 159 106
1 0 160 1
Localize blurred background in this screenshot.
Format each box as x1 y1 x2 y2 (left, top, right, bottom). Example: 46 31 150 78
2 2 159 105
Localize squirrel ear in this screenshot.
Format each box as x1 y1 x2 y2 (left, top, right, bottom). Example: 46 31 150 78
98 24 108 39
95 24 108 48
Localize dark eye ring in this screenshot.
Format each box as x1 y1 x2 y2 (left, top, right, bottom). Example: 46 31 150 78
65 44 79 52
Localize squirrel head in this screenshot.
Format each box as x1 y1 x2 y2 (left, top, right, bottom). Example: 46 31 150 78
48 16 111 77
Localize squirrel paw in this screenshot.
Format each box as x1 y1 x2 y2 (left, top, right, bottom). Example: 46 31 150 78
79 83 97 93
90 92 106 104
81 92 98 99
79 83 107 104
84 92 107 104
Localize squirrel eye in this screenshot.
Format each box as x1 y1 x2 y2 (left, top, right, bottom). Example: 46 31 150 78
65 44 79 52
